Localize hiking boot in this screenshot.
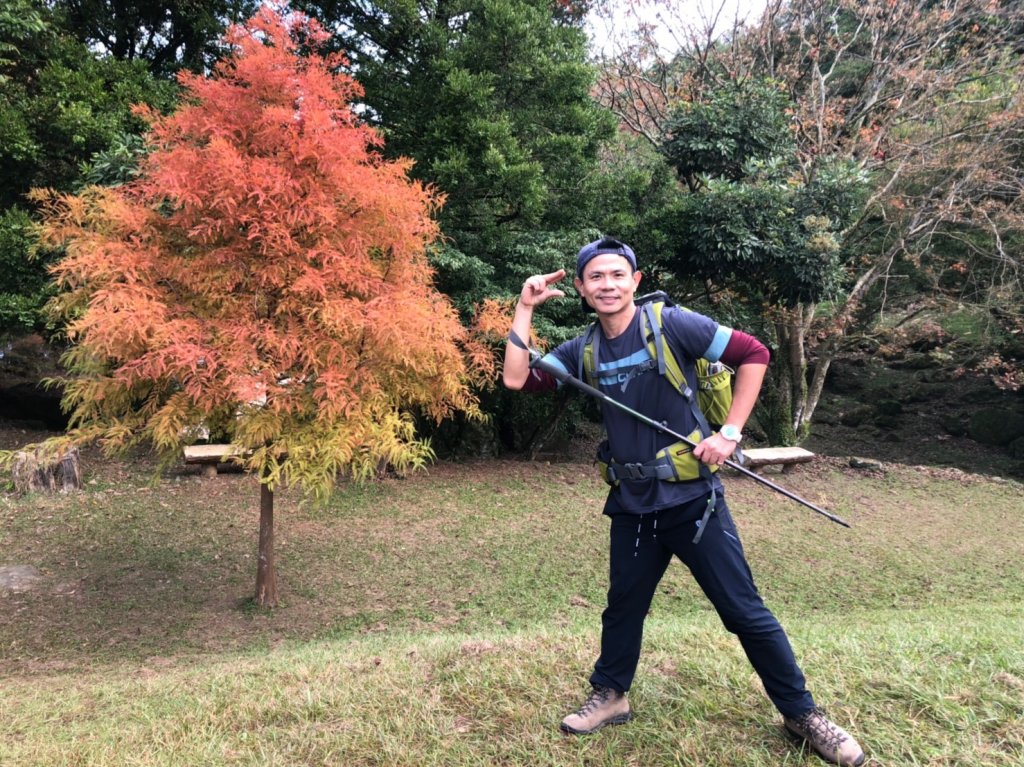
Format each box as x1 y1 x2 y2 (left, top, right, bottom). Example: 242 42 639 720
784 707 865 766
560 684 632 735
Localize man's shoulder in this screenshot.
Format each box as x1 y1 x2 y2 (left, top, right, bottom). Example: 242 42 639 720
656 303 722 362
658 303 718 334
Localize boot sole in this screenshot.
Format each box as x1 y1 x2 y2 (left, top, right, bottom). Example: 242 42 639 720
560 711 633 735
783 723 865 767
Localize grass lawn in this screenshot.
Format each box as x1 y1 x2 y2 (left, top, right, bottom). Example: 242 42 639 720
2 443 1023 766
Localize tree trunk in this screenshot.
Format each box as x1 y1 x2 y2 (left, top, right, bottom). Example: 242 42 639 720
760 303 825 445
254 476 278 607
525 388 573 461
760 352 797 446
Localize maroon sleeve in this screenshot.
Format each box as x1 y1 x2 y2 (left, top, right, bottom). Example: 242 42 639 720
719 329 770 368
519 367 558 393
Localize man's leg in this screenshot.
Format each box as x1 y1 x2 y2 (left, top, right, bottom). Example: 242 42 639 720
671 497 814 717
670 495 864 766
562 512 671 734
590 512 673 692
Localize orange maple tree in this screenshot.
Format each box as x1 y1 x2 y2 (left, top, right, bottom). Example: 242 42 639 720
32 7 494 605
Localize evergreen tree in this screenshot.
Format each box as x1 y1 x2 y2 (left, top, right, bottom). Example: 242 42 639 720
296 0 615 301
0 0 175 335
50 0 257 76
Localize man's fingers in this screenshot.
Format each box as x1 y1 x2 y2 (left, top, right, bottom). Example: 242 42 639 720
520 270 567 307
525 273 566 295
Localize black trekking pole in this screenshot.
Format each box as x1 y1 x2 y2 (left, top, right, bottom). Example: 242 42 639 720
522 343 850 529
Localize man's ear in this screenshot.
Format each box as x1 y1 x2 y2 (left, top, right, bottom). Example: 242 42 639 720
633 270 643 288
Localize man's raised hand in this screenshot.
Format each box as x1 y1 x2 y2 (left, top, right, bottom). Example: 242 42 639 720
519 269 567 308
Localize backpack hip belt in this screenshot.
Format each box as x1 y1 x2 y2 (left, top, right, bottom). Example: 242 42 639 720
599 427 719 485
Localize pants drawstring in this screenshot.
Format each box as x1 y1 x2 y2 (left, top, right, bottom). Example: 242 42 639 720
634 510 660 557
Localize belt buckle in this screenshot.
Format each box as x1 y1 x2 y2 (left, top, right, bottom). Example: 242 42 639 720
622 463 645 480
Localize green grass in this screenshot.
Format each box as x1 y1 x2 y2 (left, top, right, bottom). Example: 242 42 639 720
2 450 1023 765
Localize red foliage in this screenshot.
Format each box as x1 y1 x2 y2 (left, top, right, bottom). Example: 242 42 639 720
37 6 493 491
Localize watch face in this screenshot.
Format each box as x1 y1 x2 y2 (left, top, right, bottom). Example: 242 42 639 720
721 425 741 441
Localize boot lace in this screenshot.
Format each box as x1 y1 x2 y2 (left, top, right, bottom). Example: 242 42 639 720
574 685 614 717
793 707 847 751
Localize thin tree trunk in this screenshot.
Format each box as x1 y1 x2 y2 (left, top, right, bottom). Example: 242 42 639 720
525 388 572 461
255 476 278 607
785 305 809 432
803 354 833 432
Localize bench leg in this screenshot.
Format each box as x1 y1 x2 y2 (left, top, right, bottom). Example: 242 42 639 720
202 464 219 478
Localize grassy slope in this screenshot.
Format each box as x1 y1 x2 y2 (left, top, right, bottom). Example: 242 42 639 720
2 453 1023 765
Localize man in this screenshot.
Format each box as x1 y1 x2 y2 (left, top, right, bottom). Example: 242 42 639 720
503 237 865 766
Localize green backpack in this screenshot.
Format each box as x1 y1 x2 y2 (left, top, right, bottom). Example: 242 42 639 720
580 291 734 485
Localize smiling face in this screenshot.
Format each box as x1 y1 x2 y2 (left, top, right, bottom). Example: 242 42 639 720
574 253 642 318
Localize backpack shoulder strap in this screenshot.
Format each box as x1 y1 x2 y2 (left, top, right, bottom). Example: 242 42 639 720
642 301 689 398
644 301 716 439
579 322 600 385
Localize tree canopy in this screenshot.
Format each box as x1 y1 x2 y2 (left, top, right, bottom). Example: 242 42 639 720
35 7 493 495
50 0 258 76
295 0 616 302
594 0 1024 442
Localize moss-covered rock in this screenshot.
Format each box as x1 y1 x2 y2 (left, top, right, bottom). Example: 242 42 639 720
1008 436 1024 460
968 408 1024 446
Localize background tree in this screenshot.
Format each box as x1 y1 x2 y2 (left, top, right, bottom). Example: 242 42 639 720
594 0 1024 443
0 0 175 337
50 0 257 76
745 0 1024 432
29 7 493 606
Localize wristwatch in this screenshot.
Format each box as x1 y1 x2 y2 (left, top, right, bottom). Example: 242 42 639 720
719 424 743 443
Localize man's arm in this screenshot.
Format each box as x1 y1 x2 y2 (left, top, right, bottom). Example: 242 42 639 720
503 269 566 390
693 330 770 466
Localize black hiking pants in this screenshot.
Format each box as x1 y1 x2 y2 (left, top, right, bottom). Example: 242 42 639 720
589 492 817 719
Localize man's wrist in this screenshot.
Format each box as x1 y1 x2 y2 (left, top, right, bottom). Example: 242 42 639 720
515 298 537 313
719 424 743 443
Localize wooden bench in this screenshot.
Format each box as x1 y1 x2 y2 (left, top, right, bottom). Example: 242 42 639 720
183 444 245 477
737 446 815 474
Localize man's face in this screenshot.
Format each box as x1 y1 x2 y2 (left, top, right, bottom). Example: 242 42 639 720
574 253 642 317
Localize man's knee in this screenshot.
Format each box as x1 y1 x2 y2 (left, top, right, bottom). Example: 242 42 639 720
719 606 783 637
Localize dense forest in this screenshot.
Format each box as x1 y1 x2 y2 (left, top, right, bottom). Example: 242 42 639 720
2 0 1022 461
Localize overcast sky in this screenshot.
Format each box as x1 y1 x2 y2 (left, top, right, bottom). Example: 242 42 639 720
586 0 770 56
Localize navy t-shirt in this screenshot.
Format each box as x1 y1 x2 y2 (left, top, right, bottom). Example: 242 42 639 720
543 305 734 517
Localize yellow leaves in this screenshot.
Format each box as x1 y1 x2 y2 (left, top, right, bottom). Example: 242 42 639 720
29 5 489 500
471 298 515 342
